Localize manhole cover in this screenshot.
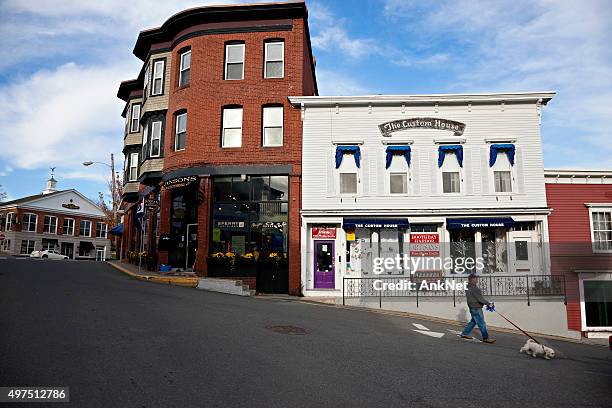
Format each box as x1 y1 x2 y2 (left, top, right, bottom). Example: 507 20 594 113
266 325 307 335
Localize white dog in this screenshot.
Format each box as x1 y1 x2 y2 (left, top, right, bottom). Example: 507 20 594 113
520 339 556 360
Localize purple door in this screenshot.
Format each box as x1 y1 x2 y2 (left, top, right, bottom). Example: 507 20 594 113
314 240 335 289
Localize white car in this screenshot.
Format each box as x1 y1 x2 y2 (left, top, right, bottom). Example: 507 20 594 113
30 250 69 260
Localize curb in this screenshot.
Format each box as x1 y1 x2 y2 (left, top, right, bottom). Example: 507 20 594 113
107 262 198 288
256 295 605 347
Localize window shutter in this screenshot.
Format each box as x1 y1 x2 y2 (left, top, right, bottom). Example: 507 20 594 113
480 147 489 195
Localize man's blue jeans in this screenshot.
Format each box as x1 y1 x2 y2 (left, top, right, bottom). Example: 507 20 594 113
462 307 489 340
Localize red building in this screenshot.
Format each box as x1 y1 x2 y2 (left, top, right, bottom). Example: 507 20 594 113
545 169 612 338
117 1 317 294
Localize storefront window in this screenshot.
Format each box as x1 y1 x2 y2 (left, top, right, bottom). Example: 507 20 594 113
211 176 289 257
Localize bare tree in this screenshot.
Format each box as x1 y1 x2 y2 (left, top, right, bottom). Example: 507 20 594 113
0 184 7 201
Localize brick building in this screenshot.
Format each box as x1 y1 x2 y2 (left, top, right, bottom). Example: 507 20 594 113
545 169 612 338
0 176 111 259
117 1 317 294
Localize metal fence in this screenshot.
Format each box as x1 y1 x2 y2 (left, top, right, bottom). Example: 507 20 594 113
342 274 566 307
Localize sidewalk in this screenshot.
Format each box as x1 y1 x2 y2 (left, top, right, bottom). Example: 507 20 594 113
107 260 199 287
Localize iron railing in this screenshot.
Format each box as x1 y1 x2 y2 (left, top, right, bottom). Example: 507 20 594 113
342 274 566 308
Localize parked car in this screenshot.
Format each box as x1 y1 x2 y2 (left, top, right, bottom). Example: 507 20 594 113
30 250 69 260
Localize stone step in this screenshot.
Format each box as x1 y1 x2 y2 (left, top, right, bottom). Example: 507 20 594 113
196 278 253 297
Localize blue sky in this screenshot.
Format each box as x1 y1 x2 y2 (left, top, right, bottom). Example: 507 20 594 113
0 0 611 205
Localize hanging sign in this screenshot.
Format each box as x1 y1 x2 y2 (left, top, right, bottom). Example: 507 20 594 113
312 227 336 239
163 175 198 190
379 118 465 137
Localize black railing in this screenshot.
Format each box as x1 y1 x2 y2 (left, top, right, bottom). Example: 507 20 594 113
342 274 566 307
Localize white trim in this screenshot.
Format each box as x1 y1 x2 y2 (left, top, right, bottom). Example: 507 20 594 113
485 138 517 143
578 272 612 332
23 212 37 232
149 121 162 157
80 220 92 238
129 153 139 181
5 212 14 231
434 138 466 145
224 43 245 80
43 215 58 234
0 190 108 218
381 140 413 145
264 41 284 79
262 106 283 147
585 203 612 208
96 221 107 239
151 60 165 96
221 107 243 148
63 217 75 236
130 103 141 132
588 207 612 253
175 112 187 151
178 49 191 86
332 140 364 145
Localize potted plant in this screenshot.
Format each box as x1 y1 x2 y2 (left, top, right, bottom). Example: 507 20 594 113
207 252 233 277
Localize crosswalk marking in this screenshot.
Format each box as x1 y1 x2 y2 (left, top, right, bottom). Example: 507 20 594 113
412 323 429 331
413 329 445 338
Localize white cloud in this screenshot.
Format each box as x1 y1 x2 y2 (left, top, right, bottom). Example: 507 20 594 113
316 69 370 96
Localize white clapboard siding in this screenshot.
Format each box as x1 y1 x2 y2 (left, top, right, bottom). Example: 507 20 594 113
301 101 547 211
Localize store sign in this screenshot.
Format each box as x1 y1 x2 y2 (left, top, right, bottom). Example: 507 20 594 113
343 218 409 229
62 199 80 210
312 227 336 239
446 217 515 229
379 118 465 137
216 220 245 229
145 198 159 210
410 233 440 257
251 221 287 230
163 175 198 190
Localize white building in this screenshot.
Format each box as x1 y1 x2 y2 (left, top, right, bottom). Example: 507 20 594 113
0 177 111 260
290 92 555 296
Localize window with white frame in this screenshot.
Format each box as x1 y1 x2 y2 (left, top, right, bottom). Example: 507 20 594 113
388 154 409 195
6 212 14 231
441 152 461 194
152 59 165 95
590 209 612 251
43 215 57 234
63 218 74 235
492 151 512 193
20 240 35 254
80 220 91 237
23 213 37 232
150 121 162 157
337 150 359 195
225 43 244 80
175 112 187 151
222 107 243 147
96 222 107 238
141 123 149 158
130 103 140 133
264 41 284 78
129 153 139 181
262 106 283 146
179 49 191 87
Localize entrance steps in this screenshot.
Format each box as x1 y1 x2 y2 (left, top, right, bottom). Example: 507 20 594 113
196 278 255 296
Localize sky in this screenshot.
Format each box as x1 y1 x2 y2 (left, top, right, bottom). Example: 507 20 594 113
0 0 611 204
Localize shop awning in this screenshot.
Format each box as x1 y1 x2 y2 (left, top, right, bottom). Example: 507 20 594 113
109 223 124 236
438 145 463 167
385 145 411 169
489 144 515 167
335 146 361 169
79 241 95 250
446 217 515 229
139 185 158 198
343 218 410 229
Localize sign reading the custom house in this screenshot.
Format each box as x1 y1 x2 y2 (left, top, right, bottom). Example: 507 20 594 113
379 118 466 137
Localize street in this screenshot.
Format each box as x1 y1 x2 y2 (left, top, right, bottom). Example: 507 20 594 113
0 259 610 408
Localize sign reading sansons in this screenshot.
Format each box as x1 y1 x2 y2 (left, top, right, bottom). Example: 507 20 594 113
379 118 466 137
163 175 198 190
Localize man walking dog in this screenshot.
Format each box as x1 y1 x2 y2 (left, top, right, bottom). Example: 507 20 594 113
461 274 496 343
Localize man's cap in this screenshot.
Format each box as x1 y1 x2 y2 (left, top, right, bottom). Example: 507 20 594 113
468 273 478 280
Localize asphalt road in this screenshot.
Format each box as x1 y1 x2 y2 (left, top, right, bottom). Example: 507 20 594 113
0 258 610 408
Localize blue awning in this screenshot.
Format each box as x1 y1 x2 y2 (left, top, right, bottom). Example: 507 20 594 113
343 218 410 229
489 144 515 167
335 146 361 169
438 145 463 168
385 145 411 169
446 218 515 230
109 223 124 236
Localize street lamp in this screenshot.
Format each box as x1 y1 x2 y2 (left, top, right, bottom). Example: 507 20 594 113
82 153 117 224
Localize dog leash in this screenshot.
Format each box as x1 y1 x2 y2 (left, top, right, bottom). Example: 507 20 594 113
486 305 542 345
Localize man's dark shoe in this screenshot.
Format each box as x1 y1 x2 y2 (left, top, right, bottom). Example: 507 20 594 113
482 338 496 344
460 334 473 339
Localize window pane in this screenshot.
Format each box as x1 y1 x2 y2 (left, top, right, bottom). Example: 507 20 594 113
179 69 190 87
213 177 233 201
443 172 460 193
269 176 289 200
226 63 243 80
515 241 529 261
265 61 283 78
266 42 283 60
181 51 191 69
226 45 244 63
340 173 357 194
251 176 268 201
264 127 283 146
222 128 242 147
390 173 407 194
263 106 283 126
223 108 243 128
177 113 187 133
494 171 512 192
176 132 186 150
232 177 251 201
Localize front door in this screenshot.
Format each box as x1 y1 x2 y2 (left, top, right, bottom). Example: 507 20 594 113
509 231 541 274
61 242 74 259
186 223 198 271
314 240 335 289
